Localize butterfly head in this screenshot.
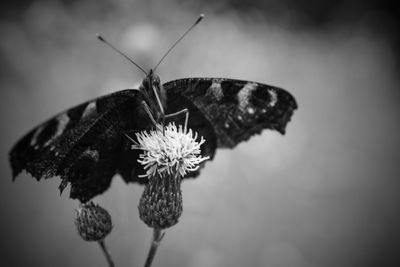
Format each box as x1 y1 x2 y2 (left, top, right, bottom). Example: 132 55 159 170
141 69 161 87
139 69 167 121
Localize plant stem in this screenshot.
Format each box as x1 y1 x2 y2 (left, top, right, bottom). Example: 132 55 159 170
144 228 165 267
98 239 115 267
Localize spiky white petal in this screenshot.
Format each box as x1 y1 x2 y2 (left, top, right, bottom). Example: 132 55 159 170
131 123 209 179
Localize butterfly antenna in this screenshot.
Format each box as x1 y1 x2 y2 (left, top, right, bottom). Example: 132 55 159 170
97 34 148 75
153 14 204 71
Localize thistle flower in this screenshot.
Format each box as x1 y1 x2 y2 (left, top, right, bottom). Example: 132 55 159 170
132 122 209 229
74 202 112 241
131 122 209 179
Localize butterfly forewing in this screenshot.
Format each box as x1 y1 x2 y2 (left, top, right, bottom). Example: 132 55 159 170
164 78 297 148
9 89 149 202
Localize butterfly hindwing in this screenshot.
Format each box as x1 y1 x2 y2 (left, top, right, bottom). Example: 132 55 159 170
164 78 298 148
9 89 149 202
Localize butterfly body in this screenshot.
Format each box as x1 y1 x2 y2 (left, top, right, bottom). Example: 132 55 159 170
9 74 297 202
138 69 167 123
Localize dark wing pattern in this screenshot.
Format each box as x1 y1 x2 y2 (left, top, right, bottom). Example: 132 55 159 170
164 78 298 148
9 89 149 202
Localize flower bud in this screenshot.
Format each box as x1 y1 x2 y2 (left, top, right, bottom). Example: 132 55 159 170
75 202 112 241
138 173 182 229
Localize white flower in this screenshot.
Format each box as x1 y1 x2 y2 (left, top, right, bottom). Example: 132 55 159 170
131 122 209 179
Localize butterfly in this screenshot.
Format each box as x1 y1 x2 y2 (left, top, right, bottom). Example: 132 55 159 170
8 17 297 203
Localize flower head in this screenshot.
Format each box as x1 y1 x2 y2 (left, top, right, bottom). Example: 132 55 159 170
139 172 183 229
131 122 209 229
74 202 112 241
131 122 209 179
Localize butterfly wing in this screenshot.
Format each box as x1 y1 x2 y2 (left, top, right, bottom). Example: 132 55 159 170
9 89 149 202
164 78 297 148
9 77 297 201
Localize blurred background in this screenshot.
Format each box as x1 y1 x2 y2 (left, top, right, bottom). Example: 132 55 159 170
1 0 400 266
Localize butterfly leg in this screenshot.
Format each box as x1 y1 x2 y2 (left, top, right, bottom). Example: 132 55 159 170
141 101 162 131
164 108 189 132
